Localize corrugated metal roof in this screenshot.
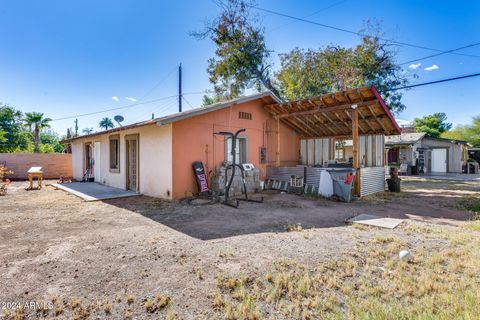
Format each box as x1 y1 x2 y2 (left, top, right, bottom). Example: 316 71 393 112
385 132 426 145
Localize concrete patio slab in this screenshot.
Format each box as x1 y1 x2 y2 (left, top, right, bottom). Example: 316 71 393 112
348 214 404 229
52 182 140 201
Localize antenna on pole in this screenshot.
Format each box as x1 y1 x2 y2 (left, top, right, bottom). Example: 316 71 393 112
74 119 78 136
178 63 182 112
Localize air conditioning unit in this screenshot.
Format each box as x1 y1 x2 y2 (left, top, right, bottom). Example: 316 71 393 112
242 163 255 171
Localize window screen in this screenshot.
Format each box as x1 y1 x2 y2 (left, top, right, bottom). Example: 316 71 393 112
109 135 120 171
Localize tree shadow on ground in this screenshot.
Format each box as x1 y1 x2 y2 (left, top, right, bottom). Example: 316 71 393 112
104 192 354 240
104 187 473 240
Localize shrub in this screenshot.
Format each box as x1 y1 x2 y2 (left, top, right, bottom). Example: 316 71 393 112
0 165 13 196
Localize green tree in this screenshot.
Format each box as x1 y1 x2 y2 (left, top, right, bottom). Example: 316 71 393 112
441 115 480 147
193 0 279 100
0 104 32 152
99 117 114 131
413 113 452 138
82 127 94 135
275 29 410 113
24 112 52 153
40 129 64 153
0 127 6 144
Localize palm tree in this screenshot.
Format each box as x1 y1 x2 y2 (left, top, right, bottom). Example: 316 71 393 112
82 127 94 135
24 112 52 153
99 117 114 131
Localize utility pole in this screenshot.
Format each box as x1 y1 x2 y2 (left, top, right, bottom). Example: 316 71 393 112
178 63 182 113
74 119 78 136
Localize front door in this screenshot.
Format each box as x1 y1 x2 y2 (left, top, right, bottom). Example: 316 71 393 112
431 148 447 173
126 135 139 191
84 142 93 180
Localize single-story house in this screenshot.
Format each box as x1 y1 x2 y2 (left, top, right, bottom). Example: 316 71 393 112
63 92 298 199
63 86 400 199
385 132 468 174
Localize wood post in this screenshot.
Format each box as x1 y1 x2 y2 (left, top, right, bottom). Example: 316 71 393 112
276 117 281 167
352 107 360 196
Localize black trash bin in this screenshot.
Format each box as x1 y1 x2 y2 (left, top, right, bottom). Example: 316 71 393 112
386 178 401 192
328 168 356 202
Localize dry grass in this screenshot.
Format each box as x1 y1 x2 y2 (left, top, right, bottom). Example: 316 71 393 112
144 293 171 313
467 220 480 231
359 191 405 204
455 195 480 218
209 223 480 319
285 223 303 232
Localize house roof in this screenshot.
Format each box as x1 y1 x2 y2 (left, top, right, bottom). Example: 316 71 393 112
386 132 468 146
263 85 401 138
61 91 280 143
385 132 426 145
154 91 280 125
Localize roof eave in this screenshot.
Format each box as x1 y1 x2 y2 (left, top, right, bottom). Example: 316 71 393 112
155 91 279 126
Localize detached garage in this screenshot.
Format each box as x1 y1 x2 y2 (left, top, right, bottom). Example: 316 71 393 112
386 132 468 174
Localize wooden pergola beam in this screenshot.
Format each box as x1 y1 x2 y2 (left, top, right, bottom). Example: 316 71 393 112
280 117 311 137
352 107 360 196
273 100 377 119
312 114 336 136
332 111 352 134
368 105 387 132
298 114 327 137
290 116 323 138
358 109 376 132
276 118 280 166
321 112 349 135
344 109 366 134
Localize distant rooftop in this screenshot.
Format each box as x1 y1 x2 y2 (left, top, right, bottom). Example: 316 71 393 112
385 132 426 145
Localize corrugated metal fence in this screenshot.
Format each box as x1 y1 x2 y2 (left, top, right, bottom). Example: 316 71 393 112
266 165 327 185
267 165 386 197
360 166 386 196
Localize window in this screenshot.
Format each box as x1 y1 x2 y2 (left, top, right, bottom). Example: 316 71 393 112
335 140 346 161
109 135 120 172
225 137 247 164
388 148 398 164
335 148 345 161
238 111 252 120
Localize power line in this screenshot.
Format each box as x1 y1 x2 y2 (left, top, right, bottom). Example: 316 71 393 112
113 67 177 118
127 96 178 123
51 92 203 122
399 42 480 65
137 67 177 101
253 6 480 59
269 0 348 32
389 72 480 91
182 96 195 110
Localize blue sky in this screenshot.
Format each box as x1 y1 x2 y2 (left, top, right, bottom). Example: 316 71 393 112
0 0 479 135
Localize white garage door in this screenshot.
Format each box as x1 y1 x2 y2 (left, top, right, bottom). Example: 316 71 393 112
431 148 447 173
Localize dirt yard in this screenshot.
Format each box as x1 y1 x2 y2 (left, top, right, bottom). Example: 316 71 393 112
1 179 479 319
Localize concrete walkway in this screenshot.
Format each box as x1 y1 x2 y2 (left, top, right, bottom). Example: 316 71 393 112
53 182 140 201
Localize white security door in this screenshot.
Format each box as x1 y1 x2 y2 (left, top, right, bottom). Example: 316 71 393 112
431 148 447 173
93 142 101 182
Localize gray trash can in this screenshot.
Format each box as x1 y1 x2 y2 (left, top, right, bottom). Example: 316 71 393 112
328 168 356 202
